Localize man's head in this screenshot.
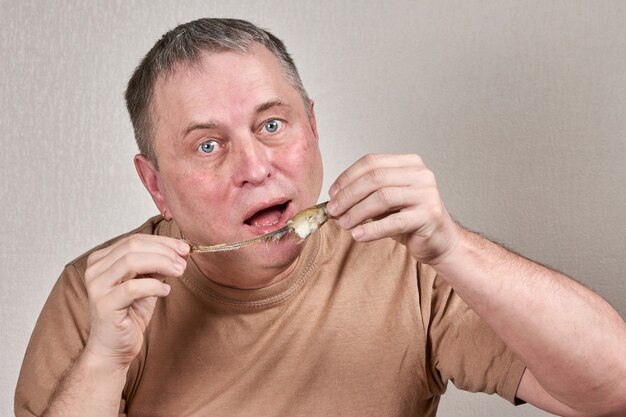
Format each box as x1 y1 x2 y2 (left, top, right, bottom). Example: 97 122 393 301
127 18 323 287
125 18 311 167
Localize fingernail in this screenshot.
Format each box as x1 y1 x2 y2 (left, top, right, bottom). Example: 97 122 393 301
352 228 364 240
162 284 171 295
177 241 190 254
329 184 338 197
327 199 338 215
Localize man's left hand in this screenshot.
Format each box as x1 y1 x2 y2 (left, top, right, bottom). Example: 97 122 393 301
327 153 461 264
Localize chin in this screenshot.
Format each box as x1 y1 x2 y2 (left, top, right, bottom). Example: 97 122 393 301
244 236 304 269
200 235 304 279
204 238 303 288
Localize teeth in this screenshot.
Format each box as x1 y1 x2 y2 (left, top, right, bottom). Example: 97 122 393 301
245 202 288 227
253 218 280 227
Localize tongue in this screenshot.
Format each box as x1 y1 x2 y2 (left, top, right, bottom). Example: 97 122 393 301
246 205 283 227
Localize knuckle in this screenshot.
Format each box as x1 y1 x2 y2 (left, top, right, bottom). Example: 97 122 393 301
422 169 437 185
125 238 141 253
363 153 382 166
377 188 395 206
365 221 382 238
335 172 350 188
407 153 423 166
339 184 355 203
86 252 98 266
120 253 136 269
430 202 444 221
391 213 408 232
119 279 144 301
367 169 386 186
123 279 139 295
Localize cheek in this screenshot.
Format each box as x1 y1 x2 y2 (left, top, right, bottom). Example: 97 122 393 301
163 167 226 212
278 135 323 190
301 132 323 172
278 137 313 170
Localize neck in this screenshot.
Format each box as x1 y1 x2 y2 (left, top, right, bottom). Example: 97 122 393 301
191 253 300 289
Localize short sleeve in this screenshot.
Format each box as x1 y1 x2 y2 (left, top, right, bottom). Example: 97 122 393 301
14 263 91 416
14 219 164 416
418 263 526 404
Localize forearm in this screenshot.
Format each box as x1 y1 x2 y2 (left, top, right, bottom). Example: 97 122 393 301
431 227 626 413
43 349 127 417
327 153 626 413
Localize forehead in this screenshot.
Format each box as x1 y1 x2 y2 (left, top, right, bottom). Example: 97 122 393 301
152 44 294 116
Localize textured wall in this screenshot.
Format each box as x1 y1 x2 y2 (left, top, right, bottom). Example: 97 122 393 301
2 1 625 416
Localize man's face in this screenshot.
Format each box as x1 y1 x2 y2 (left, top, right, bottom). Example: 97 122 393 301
138 44 323 283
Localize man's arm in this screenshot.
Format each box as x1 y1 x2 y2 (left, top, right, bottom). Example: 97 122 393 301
21 234 189 417
327 153 626 416
42 350 128 416
433 228 626 416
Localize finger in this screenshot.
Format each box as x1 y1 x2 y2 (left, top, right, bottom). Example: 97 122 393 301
336 186 414 230
88 234 189 268
329 167 426 218
351 210 425 242
89 252 186 292
87 236 188 282
328 155 430 219
329 153 424 198
350 188 445 242
105 278 171 311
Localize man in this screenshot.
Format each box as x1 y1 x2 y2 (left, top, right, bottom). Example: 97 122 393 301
15 18 626 417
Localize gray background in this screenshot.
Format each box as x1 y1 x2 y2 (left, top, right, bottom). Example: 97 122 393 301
2 1 625 416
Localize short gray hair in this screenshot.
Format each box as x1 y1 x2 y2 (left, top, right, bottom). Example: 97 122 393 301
124 18 310 166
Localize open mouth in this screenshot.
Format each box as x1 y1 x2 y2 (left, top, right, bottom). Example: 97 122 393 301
244 201 290 229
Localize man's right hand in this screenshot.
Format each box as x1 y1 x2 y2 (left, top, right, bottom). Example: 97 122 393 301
41 235 189 417
83 234 189 371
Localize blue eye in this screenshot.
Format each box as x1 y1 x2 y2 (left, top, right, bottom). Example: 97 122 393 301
198 140 219 154
263 119 282 133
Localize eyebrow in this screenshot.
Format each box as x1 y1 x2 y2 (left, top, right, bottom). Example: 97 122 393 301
182 121 220 138
255 98 288 114
181 98 289 139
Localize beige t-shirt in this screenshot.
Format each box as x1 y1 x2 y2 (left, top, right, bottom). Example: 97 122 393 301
15 216 525 416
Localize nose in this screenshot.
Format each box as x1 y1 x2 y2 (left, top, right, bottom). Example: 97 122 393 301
231 135 272 187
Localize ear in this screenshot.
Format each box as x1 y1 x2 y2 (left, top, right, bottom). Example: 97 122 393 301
134 154 171 220
307 100 319 141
